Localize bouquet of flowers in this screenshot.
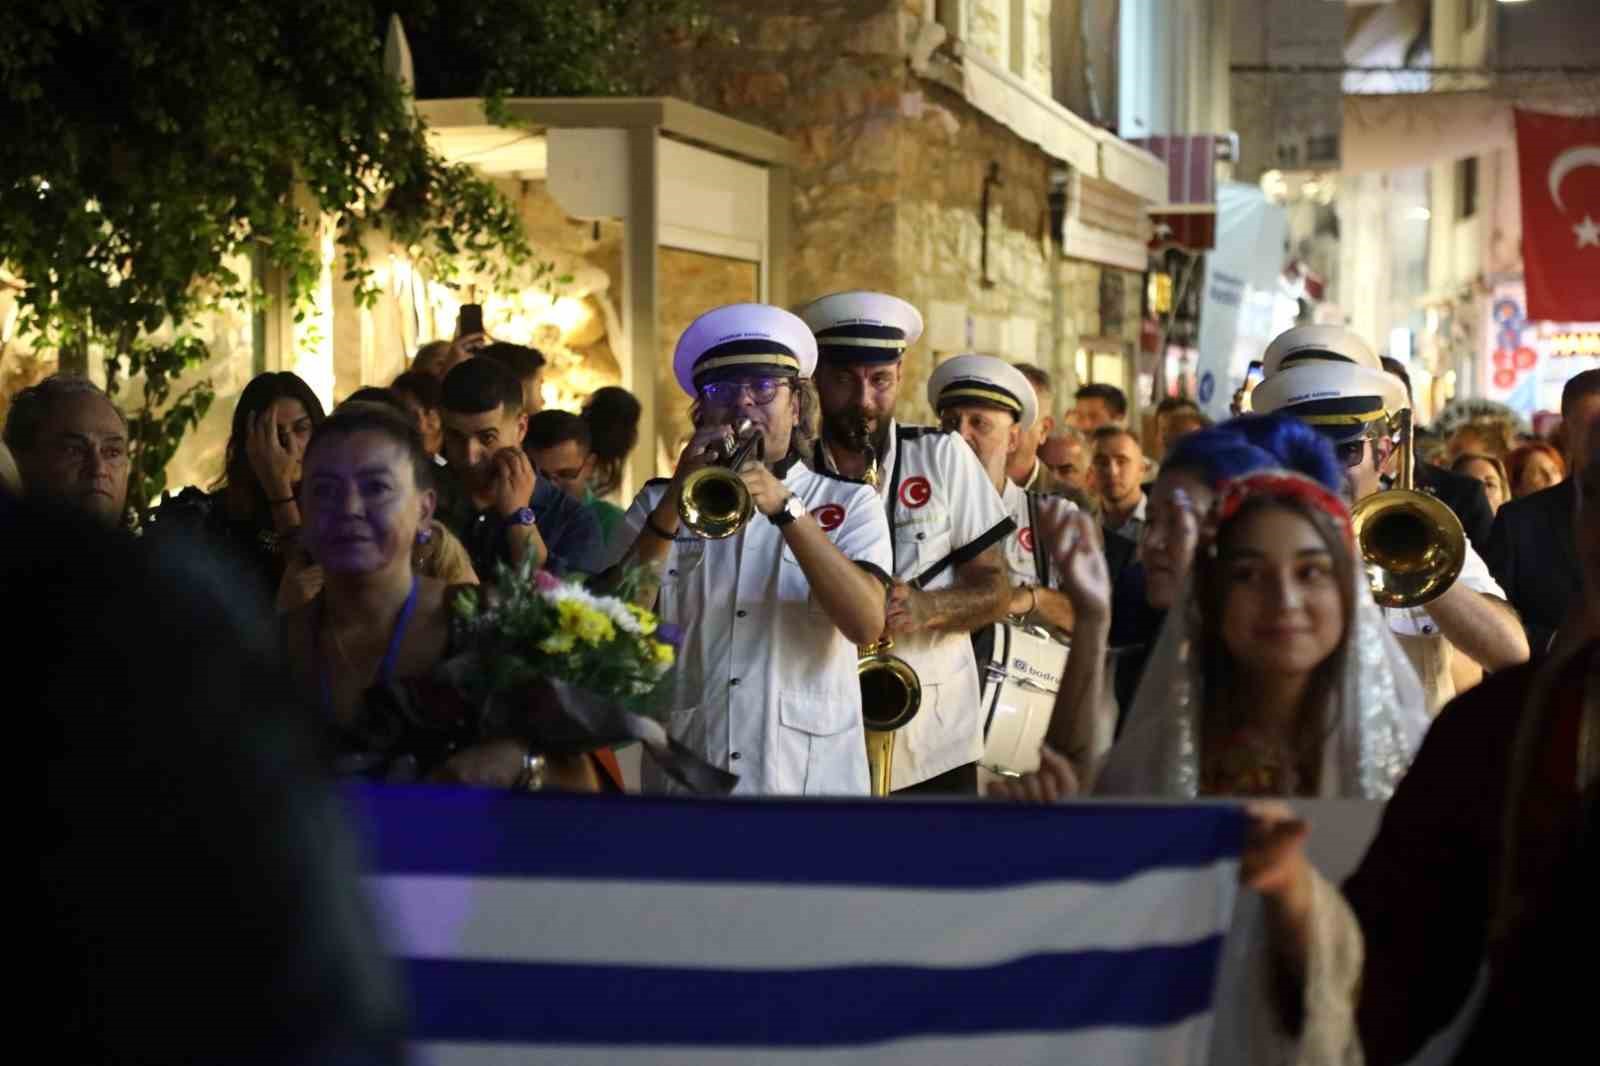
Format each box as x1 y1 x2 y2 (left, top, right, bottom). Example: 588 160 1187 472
420 558 735 794
448 562 678 719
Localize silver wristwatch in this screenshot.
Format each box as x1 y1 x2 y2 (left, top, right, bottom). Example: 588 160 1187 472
769 494 807 527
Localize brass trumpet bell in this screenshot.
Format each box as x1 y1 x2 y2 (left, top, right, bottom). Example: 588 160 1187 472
678 420 762 539
858 637 921 796
1352 489 1465 608
1352 408 1466 609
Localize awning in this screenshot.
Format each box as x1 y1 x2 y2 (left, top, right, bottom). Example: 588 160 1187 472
1149 205 1217 252
1129 134 1229 251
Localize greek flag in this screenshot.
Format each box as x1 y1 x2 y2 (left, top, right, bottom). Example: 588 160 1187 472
355 788 1245 1066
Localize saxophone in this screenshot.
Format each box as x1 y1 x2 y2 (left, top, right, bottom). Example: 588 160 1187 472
849 414 920 795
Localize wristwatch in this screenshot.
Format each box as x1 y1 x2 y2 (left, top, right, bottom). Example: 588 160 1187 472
505 506 537 527
769 494 806 528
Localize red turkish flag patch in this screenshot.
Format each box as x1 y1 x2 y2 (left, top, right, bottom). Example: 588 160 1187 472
1514 110 1600 321
814 503 846 531
899 476 932 509
1018 527 1035 553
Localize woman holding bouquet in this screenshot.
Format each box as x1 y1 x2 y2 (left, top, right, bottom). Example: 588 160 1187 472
282 401 616 792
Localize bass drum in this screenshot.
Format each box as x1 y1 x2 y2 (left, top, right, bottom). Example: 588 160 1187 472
977 622 1071 777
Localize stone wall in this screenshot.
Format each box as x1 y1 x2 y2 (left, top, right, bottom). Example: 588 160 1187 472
893 80 1057 421
647 0 1081 425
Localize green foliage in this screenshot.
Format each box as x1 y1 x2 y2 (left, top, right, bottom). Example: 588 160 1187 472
399 0 712 107
0 1 704 496
105 336 216 505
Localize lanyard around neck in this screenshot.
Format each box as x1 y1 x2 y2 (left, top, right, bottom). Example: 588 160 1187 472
315 575 420 716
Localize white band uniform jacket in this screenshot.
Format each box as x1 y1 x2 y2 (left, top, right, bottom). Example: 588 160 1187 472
1000 478 1080 594
813 421 1015 789
608 456 893 796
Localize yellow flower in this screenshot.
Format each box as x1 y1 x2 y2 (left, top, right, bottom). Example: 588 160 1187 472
651 640 675 666
626 603 658 635
559 600 615 646
540 631 577 654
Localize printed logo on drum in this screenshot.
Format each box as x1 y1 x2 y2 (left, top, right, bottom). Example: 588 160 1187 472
1012 657 1064 688
815 503 846 531
1018 527 1035 553
899 475 932 509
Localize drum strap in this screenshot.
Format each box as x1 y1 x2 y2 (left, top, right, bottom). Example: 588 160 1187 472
1025 491 1050 589
980 622 1012 739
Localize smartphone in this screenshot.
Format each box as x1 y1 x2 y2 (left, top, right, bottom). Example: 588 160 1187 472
1244 360 1265 390
457 303 484 339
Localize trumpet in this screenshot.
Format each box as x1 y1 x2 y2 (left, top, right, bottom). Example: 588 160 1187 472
1350 408 1466 608
678 418 764 539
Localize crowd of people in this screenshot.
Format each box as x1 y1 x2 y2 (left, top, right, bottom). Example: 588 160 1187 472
11 294 1595 1064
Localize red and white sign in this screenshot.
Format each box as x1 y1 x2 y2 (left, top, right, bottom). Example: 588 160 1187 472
1481 280 1600 415
1514 110 1600 322
1018 527 1035 553
814 503 845 532
899 476 932 510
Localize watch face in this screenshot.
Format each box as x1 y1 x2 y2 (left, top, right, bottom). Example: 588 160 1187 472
512 507 537 526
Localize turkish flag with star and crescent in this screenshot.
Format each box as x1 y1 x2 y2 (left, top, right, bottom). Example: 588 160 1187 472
1515 109 1600 321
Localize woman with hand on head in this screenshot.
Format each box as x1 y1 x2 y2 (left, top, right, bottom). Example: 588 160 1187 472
281 401 616 792
147 371 325 606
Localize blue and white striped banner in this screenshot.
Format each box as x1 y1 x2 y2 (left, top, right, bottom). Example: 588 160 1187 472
353 788 1245 1066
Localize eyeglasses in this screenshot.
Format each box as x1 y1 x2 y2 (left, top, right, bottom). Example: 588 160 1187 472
1334 432 1383 469
700 378 788 407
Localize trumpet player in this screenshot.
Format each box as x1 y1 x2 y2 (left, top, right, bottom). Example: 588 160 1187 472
1251 325 1527 713
603 303 892 796
800 292 1014 795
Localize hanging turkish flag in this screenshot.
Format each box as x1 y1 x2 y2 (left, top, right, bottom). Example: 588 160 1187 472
1515 109 1600 321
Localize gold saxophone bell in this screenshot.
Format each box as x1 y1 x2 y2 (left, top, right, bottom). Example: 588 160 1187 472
1351 409 1467 608
678 418 763 539
858 636 921 796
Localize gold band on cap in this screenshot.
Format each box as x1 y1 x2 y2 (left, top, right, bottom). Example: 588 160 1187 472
938 385 1024 414
694 352 802 375
1297 409 1391 427
817 336 906 349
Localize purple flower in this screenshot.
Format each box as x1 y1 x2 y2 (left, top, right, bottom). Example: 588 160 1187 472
533 568 562 593
655 623 683 648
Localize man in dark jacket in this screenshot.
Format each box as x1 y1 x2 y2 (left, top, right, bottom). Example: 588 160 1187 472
1381 357 1494 553
1486 369 1599 653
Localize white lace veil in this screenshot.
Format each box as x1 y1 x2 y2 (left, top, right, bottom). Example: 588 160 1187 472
1096 472 1429 800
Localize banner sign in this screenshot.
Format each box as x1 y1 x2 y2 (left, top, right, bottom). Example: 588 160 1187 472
1481 280 1600 415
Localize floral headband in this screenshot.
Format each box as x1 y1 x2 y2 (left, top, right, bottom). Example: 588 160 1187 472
1203 470 1355 550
